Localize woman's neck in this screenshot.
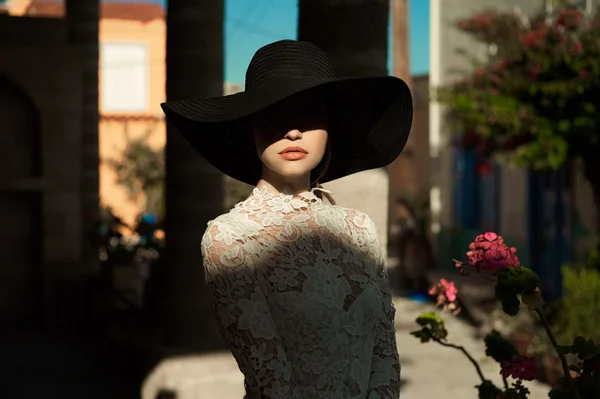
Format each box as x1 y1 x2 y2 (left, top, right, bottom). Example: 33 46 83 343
256 173 311 195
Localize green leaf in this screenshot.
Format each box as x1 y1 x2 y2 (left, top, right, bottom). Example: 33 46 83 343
521 290 544 311
499 294 521 316
414 311 446 325
497 266 542 293
410 328 433 343
571 336 600 360
476 380 502 399
484 330 519 363
413 311 448 341
548 384 574 399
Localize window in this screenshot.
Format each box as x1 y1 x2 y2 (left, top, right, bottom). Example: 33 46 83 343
101 42 148 113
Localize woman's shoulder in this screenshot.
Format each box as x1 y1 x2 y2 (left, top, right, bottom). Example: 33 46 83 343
326 204 378 230
207 209 246 227
202 209 263 248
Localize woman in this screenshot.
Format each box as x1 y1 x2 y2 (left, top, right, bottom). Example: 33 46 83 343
161 40 413 399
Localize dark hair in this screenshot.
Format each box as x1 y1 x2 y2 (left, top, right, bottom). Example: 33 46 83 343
311 141 335 205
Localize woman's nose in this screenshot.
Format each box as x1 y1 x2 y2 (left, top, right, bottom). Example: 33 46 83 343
284 129 302 140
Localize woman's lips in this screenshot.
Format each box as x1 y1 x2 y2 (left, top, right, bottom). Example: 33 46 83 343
280 152 308 160
279 146 308 160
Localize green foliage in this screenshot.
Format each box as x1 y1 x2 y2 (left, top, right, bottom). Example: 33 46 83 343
410 311 448 342
90 208 164 270
107 127 165 219
554 265 600 347
495 266 542 316
499 381 531 399
558 336 600 360
549 346 600 399
477 380 502 399
437 6 600 172
485 330 519 363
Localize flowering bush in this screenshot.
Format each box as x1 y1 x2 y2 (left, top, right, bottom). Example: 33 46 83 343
436 6 600 262
411 232 600 399
440 7 600 168
90 209 164 270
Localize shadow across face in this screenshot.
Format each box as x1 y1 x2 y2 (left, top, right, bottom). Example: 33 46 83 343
251 90 329 147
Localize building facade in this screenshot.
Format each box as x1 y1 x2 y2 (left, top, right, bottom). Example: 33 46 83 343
0 1 84 330
8 1 251 229
429 0 599 296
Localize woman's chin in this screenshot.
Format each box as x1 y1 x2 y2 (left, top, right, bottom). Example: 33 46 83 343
268 165 314 178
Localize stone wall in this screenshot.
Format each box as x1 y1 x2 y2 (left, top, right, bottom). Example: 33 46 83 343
0 14 83 328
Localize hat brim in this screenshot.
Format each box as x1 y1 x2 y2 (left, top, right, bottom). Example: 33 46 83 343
161 76 413 186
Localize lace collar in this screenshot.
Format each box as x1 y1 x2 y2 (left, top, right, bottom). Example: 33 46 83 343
236 185 333 213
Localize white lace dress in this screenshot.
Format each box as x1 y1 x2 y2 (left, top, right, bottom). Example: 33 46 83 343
201 187 400 399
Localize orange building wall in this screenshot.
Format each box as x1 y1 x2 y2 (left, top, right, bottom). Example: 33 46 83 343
8 0 168 228
99 16 166 228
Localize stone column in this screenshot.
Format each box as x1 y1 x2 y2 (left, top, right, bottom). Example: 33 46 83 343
162 0 226 350
298 0 391 252
65 0 100 273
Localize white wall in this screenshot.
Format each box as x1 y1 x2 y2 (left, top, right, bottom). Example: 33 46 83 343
324 169 389 258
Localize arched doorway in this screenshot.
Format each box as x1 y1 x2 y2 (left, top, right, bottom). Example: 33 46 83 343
0 73 43 332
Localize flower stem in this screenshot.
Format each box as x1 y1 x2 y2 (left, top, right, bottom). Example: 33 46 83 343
433 338 488 384
534 308 581 399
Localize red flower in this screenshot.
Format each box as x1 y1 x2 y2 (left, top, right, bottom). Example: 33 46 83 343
463 232 520 273
458 12 494 31
519 29 547 48
556 8 584 30
500 356 538 381
499 135 531 151
570 39 583 55
473 13 493 26
528 68 541 79
580 69 591 78
492 59 510 71
476 160 494 175
457 131 483 150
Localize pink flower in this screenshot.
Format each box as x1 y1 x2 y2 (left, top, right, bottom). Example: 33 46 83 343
500 356 538 381
429 278 461 314
465 232 520 273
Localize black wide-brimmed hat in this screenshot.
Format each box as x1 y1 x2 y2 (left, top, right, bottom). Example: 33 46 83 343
161 39 413 185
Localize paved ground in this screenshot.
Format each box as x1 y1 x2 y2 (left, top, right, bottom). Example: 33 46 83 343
0 332 141 399
143 296 551 399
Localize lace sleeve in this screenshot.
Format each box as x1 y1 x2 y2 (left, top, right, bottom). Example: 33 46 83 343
365 222 401 398
202 221 302 399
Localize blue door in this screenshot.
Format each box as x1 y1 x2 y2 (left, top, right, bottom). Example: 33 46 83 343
452 148 500 232
527 168 573 301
